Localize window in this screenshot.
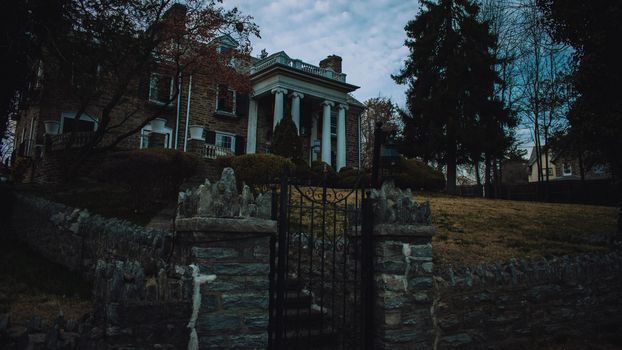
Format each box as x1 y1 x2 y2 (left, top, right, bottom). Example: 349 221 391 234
149 73 173 104
562 161 572 176
216 84 236 114
218 46 236 67
139 124 172 149
541 167 553 177
215 132 236 152
330 111 337 136
34 60 44 89
60 112 98 133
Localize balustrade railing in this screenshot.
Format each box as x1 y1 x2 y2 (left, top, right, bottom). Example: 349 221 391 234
250 52 347 83
202 143 234 159
47 131 95 151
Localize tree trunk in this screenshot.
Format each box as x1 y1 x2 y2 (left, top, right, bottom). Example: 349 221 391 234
492 158 503 198
484 155 492 199
475 159 481 186
446 117 457 195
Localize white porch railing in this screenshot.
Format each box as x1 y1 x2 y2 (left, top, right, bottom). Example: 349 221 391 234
250 52 347 83
201 143 234 159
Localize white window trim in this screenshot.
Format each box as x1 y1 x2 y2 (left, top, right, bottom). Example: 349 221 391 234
215 130 236 152
216 85 236 114
60 111 99 133
149 73 174 105
139 124 173 149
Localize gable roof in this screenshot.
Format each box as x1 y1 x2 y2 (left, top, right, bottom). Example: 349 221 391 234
215 34 239 48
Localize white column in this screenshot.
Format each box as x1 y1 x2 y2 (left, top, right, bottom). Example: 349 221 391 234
310 114 318 162
336 104 348 171
271 88 287 129
321 100 334 165
290 92 304 134
246 97 258 154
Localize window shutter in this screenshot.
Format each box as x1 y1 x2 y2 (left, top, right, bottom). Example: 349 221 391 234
235 135 246 155
139 74 151 99
236 92 249 117
206 130 216 144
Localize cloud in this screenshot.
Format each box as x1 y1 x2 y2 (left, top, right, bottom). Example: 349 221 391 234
223 0 420 108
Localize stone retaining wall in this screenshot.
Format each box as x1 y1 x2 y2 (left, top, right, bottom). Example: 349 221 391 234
432 253 622 349
11 194 170 278
10 193 274 349
9 178 622 349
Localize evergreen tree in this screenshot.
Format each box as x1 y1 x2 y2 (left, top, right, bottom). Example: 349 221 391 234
393 0 509 194
272 117 303 161
539 0 622 233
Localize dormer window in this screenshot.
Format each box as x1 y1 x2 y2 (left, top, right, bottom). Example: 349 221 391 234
218 46 236 67
149 73 173 104
216 84 235 114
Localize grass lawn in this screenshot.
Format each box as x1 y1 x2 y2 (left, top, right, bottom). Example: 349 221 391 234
426 193 618 266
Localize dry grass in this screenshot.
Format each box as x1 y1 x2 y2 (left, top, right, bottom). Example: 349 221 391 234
425 193 618 266
285 187 618 267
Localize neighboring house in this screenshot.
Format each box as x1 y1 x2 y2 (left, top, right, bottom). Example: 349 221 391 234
13 37 365 174
527 146 611 182
527 147 556 182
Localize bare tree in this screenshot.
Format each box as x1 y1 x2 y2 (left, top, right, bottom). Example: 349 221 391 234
34 0 259 176
360 97 400 169
511 0 570 189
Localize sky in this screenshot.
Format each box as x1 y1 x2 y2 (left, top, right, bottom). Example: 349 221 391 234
223 0 421 108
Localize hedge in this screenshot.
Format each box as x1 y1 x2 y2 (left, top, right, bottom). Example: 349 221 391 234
230 153 293 189
390 158 445 191
93 149 200 207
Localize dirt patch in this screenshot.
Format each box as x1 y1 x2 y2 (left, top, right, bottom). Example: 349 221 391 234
0 238 93 327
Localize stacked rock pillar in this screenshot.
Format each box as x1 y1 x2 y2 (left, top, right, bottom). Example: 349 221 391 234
373 224 436 349
174 217 275 349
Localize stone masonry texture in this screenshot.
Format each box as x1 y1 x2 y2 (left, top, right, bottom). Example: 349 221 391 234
432 253 622 349
10 193 275 349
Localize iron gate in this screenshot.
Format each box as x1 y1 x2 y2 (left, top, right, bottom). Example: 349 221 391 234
268 169 375 349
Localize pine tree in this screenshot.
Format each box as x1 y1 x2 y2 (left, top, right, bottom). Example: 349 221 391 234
272 117 303 161
393 0 509 194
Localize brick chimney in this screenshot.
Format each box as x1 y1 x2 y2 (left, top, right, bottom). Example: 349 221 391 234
162 3 187 32
319 55 342 73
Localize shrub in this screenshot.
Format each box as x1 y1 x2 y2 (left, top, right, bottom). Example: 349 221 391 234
337 166 371 188
231 153 293 189
390 158 445 191
272 117 303 161
215 155 233 169
292 158 312 180
308 160 338 185
93 149 199 208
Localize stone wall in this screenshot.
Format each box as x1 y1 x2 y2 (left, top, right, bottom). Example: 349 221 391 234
10 168 275 349
174 218 273 348
11 194 171 277
433 253 622 349
9 175 622 349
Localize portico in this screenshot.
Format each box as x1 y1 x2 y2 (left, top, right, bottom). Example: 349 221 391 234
245 51 363 170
